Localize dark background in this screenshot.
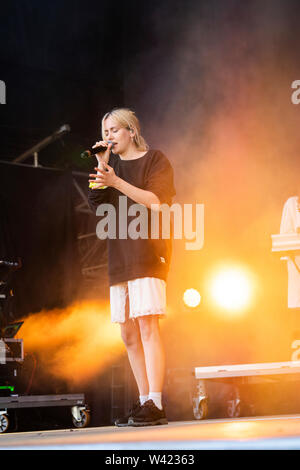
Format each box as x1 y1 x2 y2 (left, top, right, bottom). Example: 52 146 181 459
1 0 300 427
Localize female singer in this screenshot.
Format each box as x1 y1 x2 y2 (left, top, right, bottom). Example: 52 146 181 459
88 108 176 426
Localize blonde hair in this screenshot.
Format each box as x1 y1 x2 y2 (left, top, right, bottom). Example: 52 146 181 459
101 108 149 151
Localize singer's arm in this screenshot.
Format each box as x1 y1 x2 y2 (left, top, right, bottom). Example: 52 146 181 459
113 176 161 211
89 163 161 210
87 187 110 213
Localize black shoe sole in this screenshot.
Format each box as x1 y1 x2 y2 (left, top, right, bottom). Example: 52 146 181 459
128 417 168 427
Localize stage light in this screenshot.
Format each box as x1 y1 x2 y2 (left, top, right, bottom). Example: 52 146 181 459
183 288 201 308
209 266 252 313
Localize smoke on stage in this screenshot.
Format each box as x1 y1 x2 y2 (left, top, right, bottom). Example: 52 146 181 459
20 300 124 387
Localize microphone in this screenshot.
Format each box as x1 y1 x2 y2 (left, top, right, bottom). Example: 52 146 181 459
81 141 114 159
55 124 71 136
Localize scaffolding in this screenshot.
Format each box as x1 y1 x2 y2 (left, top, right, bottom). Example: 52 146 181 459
11 127 108 294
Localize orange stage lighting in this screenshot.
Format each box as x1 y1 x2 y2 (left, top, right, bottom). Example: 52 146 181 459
183 288 201 308
208 265 254 314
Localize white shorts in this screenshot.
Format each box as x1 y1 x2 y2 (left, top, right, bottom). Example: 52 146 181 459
110 277 167 323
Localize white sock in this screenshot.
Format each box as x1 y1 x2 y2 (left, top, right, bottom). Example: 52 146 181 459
139 395 148 405
148 392 162 410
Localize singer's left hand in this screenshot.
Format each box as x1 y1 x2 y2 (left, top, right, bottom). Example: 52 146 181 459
89 162 118 189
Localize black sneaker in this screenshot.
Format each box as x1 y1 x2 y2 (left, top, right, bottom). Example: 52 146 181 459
128 399 168 426
114 400 141 427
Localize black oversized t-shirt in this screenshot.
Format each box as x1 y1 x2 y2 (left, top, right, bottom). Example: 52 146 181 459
88 149 176 286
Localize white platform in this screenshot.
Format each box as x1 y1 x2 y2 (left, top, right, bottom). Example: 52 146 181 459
194 361 300 379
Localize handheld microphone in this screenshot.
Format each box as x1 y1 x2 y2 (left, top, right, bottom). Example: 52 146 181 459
81 141 114 159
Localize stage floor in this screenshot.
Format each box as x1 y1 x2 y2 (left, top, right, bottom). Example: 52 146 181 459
1 414 300 450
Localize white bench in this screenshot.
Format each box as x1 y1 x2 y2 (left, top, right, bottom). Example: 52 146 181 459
193 361 300 419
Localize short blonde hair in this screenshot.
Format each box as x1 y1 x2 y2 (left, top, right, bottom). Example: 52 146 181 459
101 108 149 151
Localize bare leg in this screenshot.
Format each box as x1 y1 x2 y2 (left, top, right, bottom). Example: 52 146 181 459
137 316 165 393
120 319 149 396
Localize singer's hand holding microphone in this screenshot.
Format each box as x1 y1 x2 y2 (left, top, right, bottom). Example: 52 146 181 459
86 140 114 189
88 141 117 190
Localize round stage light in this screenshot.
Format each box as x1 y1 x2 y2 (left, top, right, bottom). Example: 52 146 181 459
209 267 252 312
183 288 201 308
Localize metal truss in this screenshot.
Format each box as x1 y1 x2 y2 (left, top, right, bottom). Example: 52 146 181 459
72 171 108 288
